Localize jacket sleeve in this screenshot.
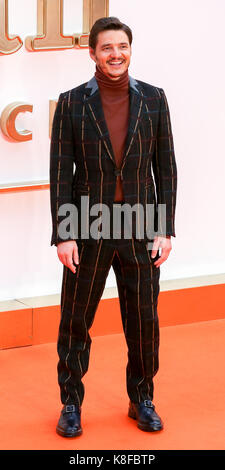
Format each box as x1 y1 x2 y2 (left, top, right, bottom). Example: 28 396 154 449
49 92 76 246
152 87 177 237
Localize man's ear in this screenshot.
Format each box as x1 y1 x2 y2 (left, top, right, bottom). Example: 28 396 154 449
89 47 96 63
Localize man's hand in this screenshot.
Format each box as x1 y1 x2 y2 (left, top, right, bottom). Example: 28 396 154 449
57 240 79 274
151 236 172 268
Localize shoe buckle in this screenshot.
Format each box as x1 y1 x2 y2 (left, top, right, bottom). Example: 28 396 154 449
65 404 76 413
144 400 154 409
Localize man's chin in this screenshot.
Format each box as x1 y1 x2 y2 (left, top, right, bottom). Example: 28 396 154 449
107 69 127 79
109 73 123 79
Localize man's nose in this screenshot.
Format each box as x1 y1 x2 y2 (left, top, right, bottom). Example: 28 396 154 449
110 47 122 58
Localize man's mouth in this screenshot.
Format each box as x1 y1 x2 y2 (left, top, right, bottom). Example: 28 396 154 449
108 60 124 66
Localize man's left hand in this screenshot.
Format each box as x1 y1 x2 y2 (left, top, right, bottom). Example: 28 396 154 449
151 236 172 268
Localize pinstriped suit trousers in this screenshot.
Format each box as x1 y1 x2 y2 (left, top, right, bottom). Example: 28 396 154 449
57 205 160 406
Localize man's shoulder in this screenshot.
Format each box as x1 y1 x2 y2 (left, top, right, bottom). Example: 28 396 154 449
134 77 164 98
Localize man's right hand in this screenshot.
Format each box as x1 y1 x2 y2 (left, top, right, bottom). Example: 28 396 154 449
57 240 79 274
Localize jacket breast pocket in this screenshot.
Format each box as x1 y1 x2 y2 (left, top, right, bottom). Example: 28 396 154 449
140 111 158 142
140 112 153 130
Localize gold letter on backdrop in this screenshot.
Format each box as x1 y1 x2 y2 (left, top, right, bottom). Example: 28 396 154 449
0 0 23 55
75 0 109 47
1 0 109 54
0 103 33 142
25 0 74 52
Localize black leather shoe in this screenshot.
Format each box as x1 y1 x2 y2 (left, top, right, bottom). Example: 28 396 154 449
128 400 163 432
56 404 83 437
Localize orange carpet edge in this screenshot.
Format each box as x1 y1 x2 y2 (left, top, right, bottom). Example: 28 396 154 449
0 283 225 349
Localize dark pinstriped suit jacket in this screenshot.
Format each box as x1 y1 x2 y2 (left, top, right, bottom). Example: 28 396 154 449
50 75 177 246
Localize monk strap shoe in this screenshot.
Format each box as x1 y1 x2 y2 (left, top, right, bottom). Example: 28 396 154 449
128 400 163 432
143 399 155 409
56 404 83 438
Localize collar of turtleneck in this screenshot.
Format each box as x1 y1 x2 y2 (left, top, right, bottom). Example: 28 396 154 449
94 65 129 91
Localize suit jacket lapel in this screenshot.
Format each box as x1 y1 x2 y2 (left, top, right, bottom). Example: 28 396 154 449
84 76 115 166
84 75 144 168
122 77 144 168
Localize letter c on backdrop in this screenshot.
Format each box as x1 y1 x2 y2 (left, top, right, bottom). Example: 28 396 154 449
0 102 33 142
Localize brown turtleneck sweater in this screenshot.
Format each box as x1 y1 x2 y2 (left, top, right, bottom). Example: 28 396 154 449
95 65 129 202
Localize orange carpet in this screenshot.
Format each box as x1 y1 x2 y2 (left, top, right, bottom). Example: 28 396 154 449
0 319 224 450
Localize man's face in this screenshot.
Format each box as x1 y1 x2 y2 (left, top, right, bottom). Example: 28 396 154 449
89 29 132 80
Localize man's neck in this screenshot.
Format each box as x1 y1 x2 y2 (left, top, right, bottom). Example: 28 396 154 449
95 65 129 89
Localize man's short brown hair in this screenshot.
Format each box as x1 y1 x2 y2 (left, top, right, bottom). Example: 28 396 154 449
89 16 133 50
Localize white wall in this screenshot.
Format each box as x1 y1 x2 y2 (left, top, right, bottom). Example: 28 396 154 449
1 0 225 301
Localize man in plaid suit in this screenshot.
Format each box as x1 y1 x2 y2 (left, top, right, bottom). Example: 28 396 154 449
50 17 177 437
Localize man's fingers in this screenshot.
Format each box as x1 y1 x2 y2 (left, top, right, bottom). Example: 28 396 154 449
73 244 79 266
154 251 168 268
65 253 76 273
58 252 76 273
57 241 78 273
154 247 171 267
151 236 172 266
151 242 160 258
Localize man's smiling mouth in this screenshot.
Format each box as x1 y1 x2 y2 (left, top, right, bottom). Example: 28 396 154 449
108 60 124 65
